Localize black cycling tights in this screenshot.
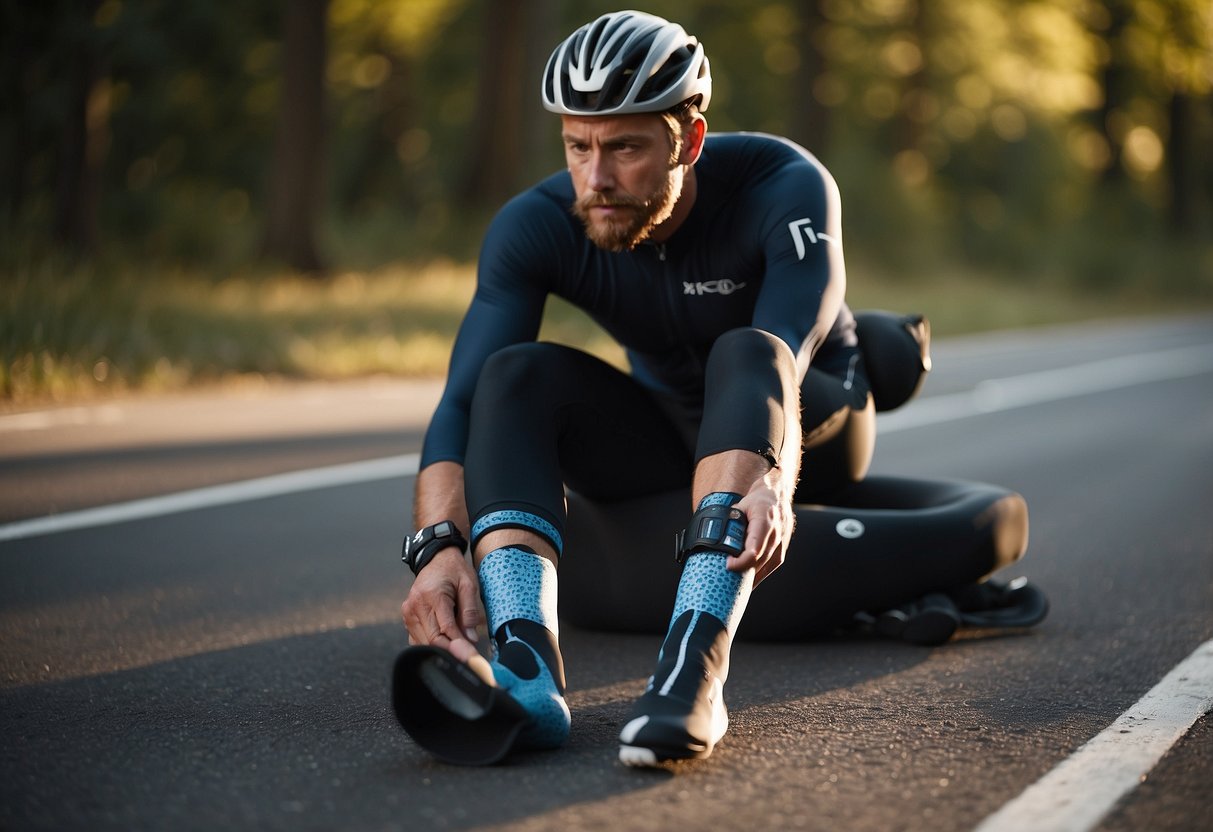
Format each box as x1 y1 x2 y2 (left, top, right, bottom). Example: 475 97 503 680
463 328 1019 638
465 329 811 535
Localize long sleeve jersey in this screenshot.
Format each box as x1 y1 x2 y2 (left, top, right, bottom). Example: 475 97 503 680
420 132 856 467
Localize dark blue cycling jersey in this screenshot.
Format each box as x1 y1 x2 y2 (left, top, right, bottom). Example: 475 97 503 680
421 132 857 468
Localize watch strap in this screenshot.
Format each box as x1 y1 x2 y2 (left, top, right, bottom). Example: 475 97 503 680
403 521 469 575
675 503 747 564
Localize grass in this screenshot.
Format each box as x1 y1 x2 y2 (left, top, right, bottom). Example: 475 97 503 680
2 248 1211 408
1 256 475 404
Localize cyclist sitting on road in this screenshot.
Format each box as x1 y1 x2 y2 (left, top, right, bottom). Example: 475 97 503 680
399 10 1042 767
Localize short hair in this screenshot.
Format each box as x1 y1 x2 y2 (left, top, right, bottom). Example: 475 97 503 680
661 98 704 165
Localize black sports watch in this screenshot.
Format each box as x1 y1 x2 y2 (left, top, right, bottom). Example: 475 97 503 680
675 503 747 564
402 521 469 575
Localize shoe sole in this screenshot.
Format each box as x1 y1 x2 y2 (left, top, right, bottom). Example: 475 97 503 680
619 741 712 767
619 745 661 767
617 695 726 767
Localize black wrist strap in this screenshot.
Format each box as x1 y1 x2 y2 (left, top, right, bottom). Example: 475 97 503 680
675 503 747 564
403 521 469 576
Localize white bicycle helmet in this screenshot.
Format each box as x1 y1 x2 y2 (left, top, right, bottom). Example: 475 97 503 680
542 10 712 116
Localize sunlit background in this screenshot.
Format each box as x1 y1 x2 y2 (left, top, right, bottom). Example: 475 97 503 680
2 0 1211 402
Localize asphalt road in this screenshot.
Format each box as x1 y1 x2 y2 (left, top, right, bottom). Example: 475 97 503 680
1 314 1211 831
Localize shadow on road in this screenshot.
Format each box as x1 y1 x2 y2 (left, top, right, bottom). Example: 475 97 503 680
0 616 967 830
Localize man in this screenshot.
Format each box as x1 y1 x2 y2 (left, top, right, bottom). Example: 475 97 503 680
398 10 1041 767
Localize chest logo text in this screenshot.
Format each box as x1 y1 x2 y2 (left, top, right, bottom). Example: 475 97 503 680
683 279 748 296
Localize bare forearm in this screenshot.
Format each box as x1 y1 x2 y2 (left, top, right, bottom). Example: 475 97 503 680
413 461 470 533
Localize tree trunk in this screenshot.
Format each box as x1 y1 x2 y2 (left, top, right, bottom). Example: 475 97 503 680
337 46 415 213
1094 0 1132 185
791 0 831 156
1166 91 1199 236
459 0 528 209
3 13 33 221
262 0 328 274
895 0 931 157
522 0 560 184
54 0 106 253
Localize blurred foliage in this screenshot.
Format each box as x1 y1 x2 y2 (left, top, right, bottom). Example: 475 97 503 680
4 249 1198 404
3 0 1211 268
1 0 1211 401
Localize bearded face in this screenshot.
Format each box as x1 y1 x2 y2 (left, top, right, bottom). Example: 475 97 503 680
570 167 681 252
560 113 691 253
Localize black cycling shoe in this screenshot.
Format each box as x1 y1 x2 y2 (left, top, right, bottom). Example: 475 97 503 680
391 646 530 766
874 592 961 646
949 576 1049 629
619 610 732 766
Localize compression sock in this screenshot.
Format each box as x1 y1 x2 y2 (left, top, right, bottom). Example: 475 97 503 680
478 545 570 750
620 492 755 765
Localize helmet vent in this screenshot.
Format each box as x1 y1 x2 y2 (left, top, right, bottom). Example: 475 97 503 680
542 11 712 116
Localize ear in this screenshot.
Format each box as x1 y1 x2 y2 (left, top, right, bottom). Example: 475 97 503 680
679 115 707 166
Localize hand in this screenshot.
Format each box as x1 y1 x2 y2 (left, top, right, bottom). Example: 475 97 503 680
400 547 484 663
728 467 795 586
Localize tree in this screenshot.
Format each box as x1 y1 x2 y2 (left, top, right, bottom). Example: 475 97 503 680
1161 0 1213 236
262 0 328 273
458 0 530 209
53 0 108 253
791 0 832 155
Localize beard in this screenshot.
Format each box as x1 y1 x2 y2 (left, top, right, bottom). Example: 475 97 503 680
571 170 681 252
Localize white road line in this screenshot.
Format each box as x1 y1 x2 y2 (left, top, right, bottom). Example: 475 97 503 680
0 453 420 542
2 343 1211 542
974 638 1213 832
879 343 1213 433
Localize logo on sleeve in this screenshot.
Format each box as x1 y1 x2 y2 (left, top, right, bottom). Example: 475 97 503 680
788 217 838 260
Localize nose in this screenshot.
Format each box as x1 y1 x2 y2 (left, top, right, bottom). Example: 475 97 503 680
586 150 615 193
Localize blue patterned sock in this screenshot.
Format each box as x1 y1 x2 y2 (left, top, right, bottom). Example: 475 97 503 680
670 492 754 638
478 546 570 749
472 509 563 556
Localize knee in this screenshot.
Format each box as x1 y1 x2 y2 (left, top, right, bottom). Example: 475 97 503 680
710 327 788 360
477 343 566 402
706 328 796 379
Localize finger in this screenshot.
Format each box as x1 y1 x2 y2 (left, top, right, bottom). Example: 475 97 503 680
402 604 421 641
432 592 463 644
753 553 784 587
447 637 480 664
740 521 772 564
759 532 791 583
428 633 452 652
409 617 448 649
743 509 774 560
726 551 758 573
741 533 782 582
456 578 484 643
414 602 449 645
